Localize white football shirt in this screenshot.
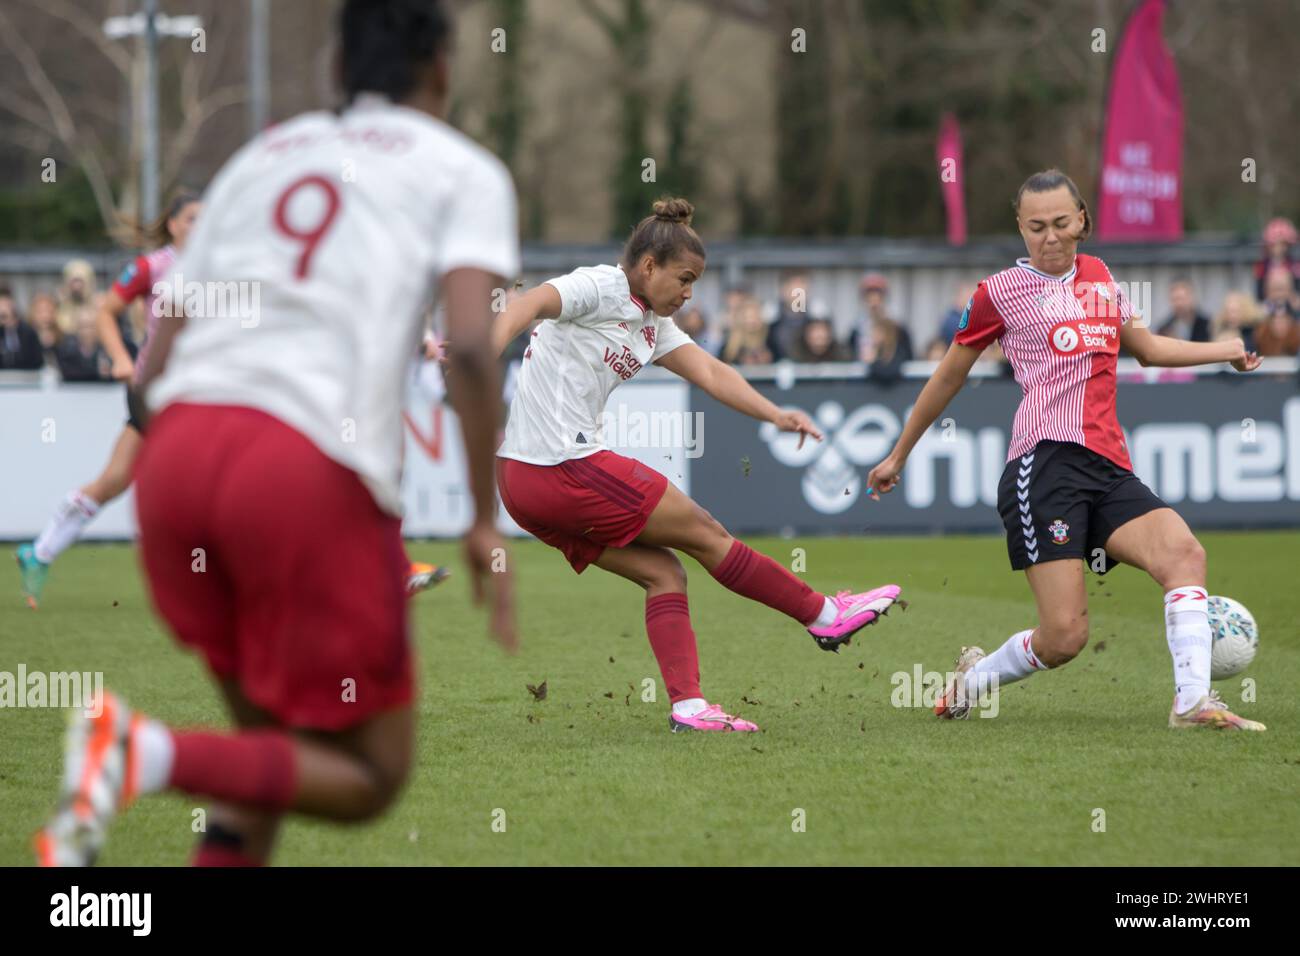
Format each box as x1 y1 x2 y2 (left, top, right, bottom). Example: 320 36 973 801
148 95 519 515
497 264 693 464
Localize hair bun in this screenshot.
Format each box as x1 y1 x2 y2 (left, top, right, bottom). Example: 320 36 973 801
652 197 694 226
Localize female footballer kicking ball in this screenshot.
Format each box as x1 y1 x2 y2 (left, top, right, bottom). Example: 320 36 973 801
867 169 1264 731
492 198 901 733
16 191 200 608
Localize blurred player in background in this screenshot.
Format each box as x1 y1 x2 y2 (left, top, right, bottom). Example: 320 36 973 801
16 191 200 609
868 169 1265 731
36 0 518 867
15 184 442 605
491 197 901 734
403 322 454 596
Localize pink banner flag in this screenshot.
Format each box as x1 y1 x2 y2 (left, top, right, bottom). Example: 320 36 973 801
1096 0 1184 240
935 112 966 245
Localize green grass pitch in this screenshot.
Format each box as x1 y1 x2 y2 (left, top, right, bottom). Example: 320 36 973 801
2 531 1297 866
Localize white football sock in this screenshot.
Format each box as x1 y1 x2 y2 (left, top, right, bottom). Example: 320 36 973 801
33 490 100 564
1165 586 1211 715
671 697 708 718
812 597 837 628
964 628 1046 698
133 718 175 795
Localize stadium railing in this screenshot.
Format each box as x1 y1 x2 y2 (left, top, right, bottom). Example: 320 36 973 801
629 356 1300 383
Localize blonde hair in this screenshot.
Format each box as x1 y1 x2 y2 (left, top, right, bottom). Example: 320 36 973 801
722 300 769 364
1214 291 1263 339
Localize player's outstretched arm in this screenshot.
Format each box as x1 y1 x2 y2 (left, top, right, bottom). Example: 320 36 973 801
867 341 982 497
95 289 134 381
1120 321 1260 372
445 266 518 653
656 343 824 448
490 283 562 358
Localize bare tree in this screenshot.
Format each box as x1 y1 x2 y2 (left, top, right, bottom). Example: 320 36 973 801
0 0 245 242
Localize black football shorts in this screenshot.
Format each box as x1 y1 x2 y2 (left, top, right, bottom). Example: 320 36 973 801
125 383 148 434
996 439 1168 574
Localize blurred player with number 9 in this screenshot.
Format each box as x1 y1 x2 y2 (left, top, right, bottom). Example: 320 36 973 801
35 0 518 867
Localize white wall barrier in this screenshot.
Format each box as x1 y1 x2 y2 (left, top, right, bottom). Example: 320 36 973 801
6 372 1297 540
1 381 692 541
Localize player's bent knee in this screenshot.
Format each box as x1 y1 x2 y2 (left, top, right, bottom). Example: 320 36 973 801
363 776 407 820
707 515 731 546
682 506 733 565
638 548 686 589
656 551 689 592
617 549 687 592
1150 535 1206 589
345 759 410 823
1175 536 1206 584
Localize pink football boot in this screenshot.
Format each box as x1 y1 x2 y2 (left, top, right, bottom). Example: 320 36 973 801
669 703 760 733
807 585 903 652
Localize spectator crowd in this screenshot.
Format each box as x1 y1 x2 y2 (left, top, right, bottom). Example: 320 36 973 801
666 216 1300 376
0 258 144 382
7 218 1300 384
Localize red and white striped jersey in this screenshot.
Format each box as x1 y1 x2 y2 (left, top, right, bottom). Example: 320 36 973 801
954 253 1135 470
111 244 176 385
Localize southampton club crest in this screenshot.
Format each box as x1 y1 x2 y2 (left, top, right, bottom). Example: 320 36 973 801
1048 519 1070 545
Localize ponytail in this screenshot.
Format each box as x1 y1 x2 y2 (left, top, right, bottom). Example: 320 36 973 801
621 197 706 268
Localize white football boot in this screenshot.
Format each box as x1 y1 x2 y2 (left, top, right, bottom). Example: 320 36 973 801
934 646 986 720
33 691 138 866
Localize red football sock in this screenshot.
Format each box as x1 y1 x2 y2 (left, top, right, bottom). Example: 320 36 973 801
645 593 702 702
709 539 824 626
191 843 263 867
169 730 297 811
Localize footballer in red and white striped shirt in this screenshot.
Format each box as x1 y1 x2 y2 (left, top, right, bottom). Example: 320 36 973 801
17 191 201 612
956 250 1133 470
869 168 1265 732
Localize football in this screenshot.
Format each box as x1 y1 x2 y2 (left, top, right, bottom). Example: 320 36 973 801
1207 595 1260 680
